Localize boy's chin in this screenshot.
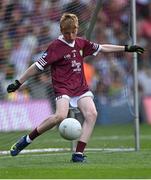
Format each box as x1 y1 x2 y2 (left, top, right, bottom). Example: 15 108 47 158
67 40 74 43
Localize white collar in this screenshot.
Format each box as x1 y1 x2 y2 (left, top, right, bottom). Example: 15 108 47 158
58 35 75 48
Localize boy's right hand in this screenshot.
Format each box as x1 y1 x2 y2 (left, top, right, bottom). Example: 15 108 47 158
7 80 21 93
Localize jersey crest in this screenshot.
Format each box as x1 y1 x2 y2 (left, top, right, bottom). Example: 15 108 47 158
79 50 83 56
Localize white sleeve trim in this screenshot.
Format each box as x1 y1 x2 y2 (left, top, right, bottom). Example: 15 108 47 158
35 62 44 71
93 44 102 56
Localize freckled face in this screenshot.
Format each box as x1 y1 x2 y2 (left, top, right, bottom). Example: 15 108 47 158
61 28 78 43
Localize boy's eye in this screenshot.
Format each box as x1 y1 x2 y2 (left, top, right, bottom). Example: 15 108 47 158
65 32 75 34
65 32 70 35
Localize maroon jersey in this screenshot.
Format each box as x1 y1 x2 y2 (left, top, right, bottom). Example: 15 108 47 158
35 35 101 97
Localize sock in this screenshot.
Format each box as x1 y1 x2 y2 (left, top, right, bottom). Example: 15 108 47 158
29 128 40 140
75 141 87 154
26 135 32 143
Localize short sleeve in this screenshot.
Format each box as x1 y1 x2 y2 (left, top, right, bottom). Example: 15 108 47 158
83 39 102 57
35 43 58 70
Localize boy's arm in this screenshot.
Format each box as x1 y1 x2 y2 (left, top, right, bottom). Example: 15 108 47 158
101 44 144 54
7 63 41 93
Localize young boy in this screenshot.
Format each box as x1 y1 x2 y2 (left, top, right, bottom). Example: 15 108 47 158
7 13 144 162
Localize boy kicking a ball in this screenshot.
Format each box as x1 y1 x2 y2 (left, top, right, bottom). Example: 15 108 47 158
7 13 144 162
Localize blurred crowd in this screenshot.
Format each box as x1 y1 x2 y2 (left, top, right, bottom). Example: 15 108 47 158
0 0 151 109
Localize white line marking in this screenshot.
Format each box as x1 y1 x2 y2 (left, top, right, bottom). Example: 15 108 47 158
0 147 134 156
91 135 151 140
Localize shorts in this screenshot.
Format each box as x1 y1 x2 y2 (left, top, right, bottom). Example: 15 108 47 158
56 91 94 108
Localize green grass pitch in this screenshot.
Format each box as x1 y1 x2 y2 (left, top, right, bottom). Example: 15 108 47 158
0 123 151 179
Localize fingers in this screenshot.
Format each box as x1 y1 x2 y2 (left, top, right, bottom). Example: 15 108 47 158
7 84 16 93
137 47 144 54
7 80 21 93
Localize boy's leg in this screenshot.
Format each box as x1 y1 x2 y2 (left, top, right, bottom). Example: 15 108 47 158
71 96 97 162
10 97 70 156
77 96 97 143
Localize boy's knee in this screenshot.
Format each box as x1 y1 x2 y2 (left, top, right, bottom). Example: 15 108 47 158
55 114 68 123
90 110 97 121
85 110 97 122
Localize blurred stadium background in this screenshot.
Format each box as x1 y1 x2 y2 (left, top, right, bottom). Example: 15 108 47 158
0 0 151 153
